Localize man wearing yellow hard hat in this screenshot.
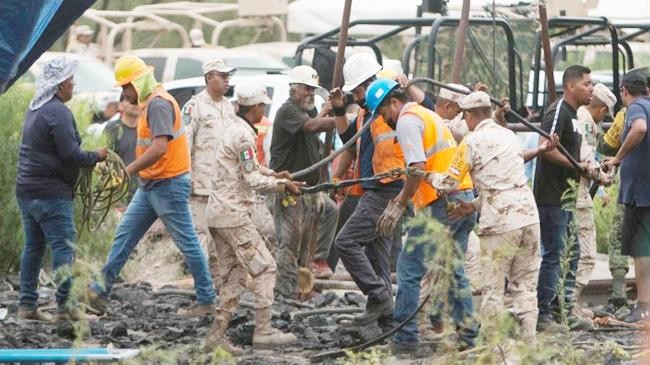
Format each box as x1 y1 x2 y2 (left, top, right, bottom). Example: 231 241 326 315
87 55 216 316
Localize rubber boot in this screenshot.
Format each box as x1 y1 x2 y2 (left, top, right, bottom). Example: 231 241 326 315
202 311 244 356
253 306 297 349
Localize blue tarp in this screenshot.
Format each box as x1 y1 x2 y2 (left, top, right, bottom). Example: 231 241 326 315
0 0 97 93
0 348 139 362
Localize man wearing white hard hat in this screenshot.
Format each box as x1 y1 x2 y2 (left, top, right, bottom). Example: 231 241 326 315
427 91 559 342
328 53 406 329
203 83 302 354
270 65 339 299
66 25 98 58
572 83 617 319
182 58 237 287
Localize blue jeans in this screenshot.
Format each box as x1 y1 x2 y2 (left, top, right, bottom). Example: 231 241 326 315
393 190 478 346
537 205 579 316
17 198 76 309
91 174 215 304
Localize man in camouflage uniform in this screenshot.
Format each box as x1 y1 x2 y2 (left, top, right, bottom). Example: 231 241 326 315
183 59 237 279
574 83 616 318
428 91 559 340
598 107 630 314
203 84 301 354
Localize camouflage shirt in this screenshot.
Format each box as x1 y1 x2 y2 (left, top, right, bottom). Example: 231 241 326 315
205 116 287 228
576 106 598 208
431 119 539 235
183 89 237 196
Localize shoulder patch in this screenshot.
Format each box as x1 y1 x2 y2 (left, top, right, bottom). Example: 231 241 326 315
182 99 195 126
239 147 256 173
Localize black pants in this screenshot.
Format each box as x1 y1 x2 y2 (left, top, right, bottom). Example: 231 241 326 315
335 190 398 304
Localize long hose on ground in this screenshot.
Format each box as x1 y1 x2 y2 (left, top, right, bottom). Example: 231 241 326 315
75 149 131 233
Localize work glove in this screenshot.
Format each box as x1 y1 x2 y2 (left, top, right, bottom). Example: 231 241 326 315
377 198 406 238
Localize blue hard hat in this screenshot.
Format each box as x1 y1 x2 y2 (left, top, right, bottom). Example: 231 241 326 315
365 78 399 116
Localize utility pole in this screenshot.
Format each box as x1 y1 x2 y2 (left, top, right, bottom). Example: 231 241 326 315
451 0 470 83
539 1 557 103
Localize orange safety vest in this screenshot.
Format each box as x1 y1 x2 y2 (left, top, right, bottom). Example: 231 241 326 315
254 116 272 167
136 86 190 180
399 102 473 210
348 109 405 196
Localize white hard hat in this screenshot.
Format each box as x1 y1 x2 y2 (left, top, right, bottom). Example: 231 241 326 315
189 28 205 47
74 25 94 36
288 65 321 88
342 53 382 92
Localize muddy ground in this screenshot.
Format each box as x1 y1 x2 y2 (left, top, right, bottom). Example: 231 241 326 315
0 274 645 364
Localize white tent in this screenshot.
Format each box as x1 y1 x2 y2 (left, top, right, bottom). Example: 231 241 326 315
287 0 528 35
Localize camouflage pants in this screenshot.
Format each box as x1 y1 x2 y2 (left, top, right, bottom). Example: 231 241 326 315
190 196 218 278
251 195 279 258
480 224 540 340
609 204 629 299
209 224 277 316
575 207 597 290
273 192 339 298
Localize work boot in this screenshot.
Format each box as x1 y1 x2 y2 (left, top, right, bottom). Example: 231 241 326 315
84 288 108 315
178 303 214 317
347 298 393 327
202 312 244 356
57 307 85 322
536 314 568 334
17 307 54 322
253 306 297 349
623 302 650 323
311 260 333 280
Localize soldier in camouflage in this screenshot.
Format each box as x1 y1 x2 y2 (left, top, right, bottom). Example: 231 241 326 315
428 91 559 340
183 59 238 284
203 83 302 354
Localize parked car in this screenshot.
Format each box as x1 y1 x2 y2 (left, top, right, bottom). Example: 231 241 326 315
131 48 289 83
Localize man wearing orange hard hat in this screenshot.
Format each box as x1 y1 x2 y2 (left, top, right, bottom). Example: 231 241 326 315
86 55 216 316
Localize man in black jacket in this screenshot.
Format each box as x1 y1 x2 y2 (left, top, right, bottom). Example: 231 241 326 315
16 57 106 321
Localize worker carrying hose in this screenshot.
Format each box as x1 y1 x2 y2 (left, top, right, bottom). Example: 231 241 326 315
86 55 216 317
369 78 477 351
203 83 302 354
427 91 559 342
16 57 107 322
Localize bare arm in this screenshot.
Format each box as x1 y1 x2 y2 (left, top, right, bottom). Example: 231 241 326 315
524 133 559 162
126 136 168 176
396 74 425 104
396 162 425 205
538 135 574 168
609 118 648 166
303 116 336 133
332 148 355 180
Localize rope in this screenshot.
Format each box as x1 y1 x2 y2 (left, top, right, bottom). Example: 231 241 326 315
75 149 131 233
299 167 427 194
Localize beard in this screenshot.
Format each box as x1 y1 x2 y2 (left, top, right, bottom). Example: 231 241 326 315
300 96 315 111
386 117 397 130
356 98 366 108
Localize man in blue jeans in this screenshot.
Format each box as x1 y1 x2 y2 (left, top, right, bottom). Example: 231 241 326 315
534 65 594 331
16 57 107 321
368 79 477 351
87 55 216 316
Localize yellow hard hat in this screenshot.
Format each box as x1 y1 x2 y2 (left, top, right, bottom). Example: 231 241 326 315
114 55 153 87
376 68 398 80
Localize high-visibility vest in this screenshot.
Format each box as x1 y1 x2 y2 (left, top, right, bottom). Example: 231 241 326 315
348 109 405 196
136 86 190 180
399 102 473 210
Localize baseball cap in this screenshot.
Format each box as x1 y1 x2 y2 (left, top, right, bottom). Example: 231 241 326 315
439 83 469 104
202 59 235 75
236 83 272 106
458 91 491 109
621 71 647 89
592 83 616 116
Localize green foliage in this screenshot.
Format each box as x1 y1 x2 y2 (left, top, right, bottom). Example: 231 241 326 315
340 347 388 365
0 83 33 272
593 183 619 254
